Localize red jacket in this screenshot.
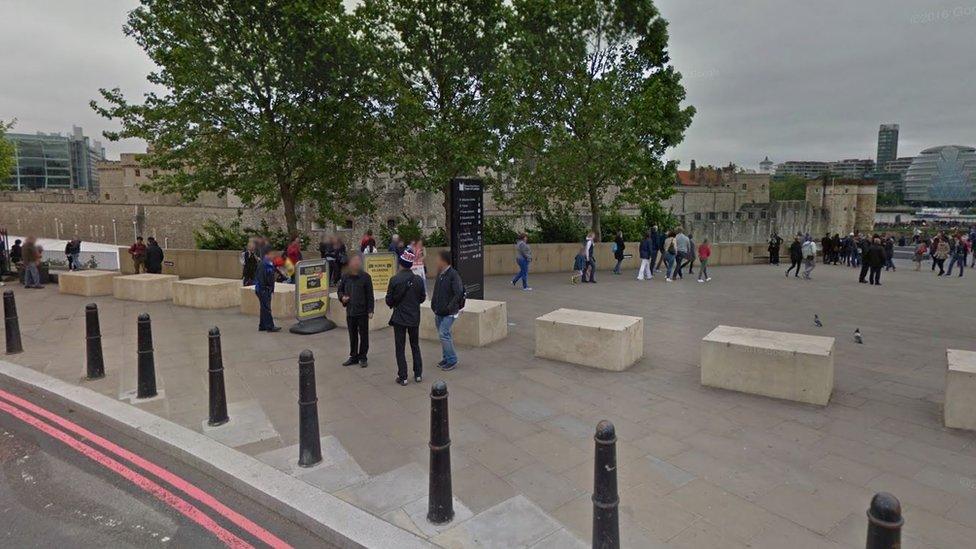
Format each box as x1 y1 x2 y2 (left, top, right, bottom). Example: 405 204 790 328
699 243 712 260
286 242 302 264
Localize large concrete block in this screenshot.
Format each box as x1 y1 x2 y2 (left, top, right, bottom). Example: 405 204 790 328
112 273 180 302
420 299 508 347
945 349 976 430
535 308 643 371
326 292 391 331
172 277 241 309
240 283 296 319
701 325 834 406
58 270 119 296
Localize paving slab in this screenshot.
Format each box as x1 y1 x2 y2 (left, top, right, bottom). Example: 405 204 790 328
201 400 278 447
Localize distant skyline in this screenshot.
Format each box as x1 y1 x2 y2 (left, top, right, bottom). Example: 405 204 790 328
2 0 974 171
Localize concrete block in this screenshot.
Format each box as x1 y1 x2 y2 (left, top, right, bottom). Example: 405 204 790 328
172 277 241 309
534 308 643 371
240 283 296 319
58 270 119 296
326 292 391 331
945 349 976 430
420 299 508 347
701 325 834 406
112 273 180 302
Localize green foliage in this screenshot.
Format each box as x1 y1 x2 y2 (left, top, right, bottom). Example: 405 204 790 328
639 202 678 232
193 217 307 250
600 212 645 242
484 216 521 245
425 228 448 247
379 215 424 247
0 119 16 188
770 176 808 201
877 192 903 206
535 205 587 243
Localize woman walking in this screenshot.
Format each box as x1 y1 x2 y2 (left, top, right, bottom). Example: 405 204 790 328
511 233 532 290
934 237 950 276
697 238 712 282
663 231 677 282
612 230 625 275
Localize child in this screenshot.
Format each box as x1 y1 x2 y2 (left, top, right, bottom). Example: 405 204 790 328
572 246 586 284
697 238 712 282
913 241 927 271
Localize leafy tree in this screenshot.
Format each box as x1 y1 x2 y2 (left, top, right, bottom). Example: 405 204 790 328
600 211 644 242
877 191 903 207
92 0 384 238
770 175 808 201
356 0 510 243
535 204 587 243
0 119 16 188
495 0 694 237
484 216 521 245
378 215 424 247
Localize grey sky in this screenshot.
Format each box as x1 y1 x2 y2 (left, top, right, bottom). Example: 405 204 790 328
2 0 973 172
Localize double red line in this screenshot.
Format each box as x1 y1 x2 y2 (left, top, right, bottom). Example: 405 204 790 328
0 388 292 549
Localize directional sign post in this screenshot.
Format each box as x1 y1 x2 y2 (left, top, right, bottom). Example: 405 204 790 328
291 259 336 335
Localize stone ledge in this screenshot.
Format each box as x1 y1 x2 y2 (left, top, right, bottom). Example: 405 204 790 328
327 292 391 331
112 273 180 302
240 283 296 319
945 349 976 430
420 299 508 347
58 270 119 296
172 277 242 309
534 308 643 371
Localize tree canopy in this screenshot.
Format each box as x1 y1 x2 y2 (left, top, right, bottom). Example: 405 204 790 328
0 120 16 189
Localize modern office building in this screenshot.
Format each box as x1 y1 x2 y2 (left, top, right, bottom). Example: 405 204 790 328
876 124 899 171
4 126 104 192
774 161 830 180
903 145 976 204
874 156 915 195
828 159 875 180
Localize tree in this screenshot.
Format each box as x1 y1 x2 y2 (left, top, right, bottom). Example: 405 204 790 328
356 0 510 243
92 0 384 237
0 119 16 189
495 0 694 237
769 175 808 201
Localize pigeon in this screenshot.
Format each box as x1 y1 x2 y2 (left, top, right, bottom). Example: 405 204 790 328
854 328 863 344
814 314 823 328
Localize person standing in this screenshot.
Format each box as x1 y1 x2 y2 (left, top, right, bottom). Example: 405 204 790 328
912 240 928 271
768 233 782 265
685 233 697 275
947 235 969 277
637 230 653 280
883 236 896 272
21 237 43 289
673 228 690 279
128 237 147 273
801 237 817 279
933 237 950 276
663 231 677 282
359 230 377 254
582 232 597 283
697 238 712 282
431 250 463 371
785 234 802 278
337 254 374 368
386 250 426 385
241 239 258 285
512 233 532 290
611 230 625 275
64 239 81 271
409 238 427 293
864 236 885 285
388 234 403 255
9 239 22 267
255 247 280 332
648 225 660 273
145 237 165 274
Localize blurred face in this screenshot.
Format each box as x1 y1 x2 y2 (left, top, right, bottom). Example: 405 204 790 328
437 254 449 270
347 254 363 272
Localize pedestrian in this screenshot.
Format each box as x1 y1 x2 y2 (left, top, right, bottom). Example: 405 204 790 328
145 237 165 274
286 236 303 266
947 235 969 277
801 237 817 279
612 230 625 275
673 228 690 279
582 232 597 283
883 236 896 272
663 230 677 282
10 239 22 267
64 238 81 271
128 236 147 273
21 236 44 289
685 233 697 275
241 238 258 285
933 237 950 276
785 234 802 278
768 233 782 265
359 230 377 254
255 246 280 332
512 233 532 290
637 230 654 280
572 246 586 284
388 233 403 256
912 241 927 271
337 253 374 368
386 249 426 385
864 236 885 285
409 238 427 293
654 228 667 272
329 237 348 285
697 238 712 282
431 250 463 371
821 233 831 265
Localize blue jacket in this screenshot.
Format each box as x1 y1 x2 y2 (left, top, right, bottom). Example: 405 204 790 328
649 231 660 253
639 238 653 259
573 254 586 271
254 258 276 294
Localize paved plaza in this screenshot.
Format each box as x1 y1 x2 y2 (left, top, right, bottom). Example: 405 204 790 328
7 258 976 547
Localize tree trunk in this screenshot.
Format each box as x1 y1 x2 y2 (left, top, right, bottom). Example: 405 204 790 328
589 187 601 240
280 181 298 239
443 180 452 247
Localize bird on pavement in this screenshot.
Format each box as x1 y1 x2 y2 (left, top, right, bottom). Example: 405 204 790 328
814 314 823 328
854 328 863 344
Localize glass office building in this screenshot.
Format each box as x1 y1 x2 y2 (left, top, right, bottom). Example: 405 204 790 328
876 124 899 171
4 127 104 192
903 145 976 204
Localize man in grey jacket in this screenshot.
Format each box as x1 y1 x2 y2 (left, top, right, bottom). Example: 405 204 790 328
673 228 690 279
511 233 532 290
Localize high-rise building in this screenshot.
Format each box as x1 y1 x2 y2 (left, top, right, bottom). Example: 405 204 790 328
828 159 875 180
759 156 774 174
875 156 914 194
876 124 899 171
4 126 104 192
774 161 830 180
903 145 976 203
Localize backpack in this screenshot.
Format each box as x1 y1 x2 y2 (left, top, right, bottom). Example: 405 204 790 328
667 241 676 254
611 242 618 253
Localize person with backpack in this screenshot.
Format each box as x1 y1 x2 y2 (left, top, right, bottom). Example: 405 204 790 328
611 230 625 275
663 230 677 282
511 233 532 290
785 234 803 278
636 230 654 281
337 253 374 368
801 237 817 279
387 249 427 385
912 240 928 271
581 232 597 283
431 250 464 371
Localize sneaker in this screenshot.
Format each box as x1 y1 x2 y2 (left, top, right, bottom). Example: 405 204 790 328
267 326 281 333
697 279 703 283
396 377 408 386
437 359 447 367
666 278 672 282
359 359 368 368
706 277 712 282
522 287 533 291
415 375 422 383
442 362 458 372
342 357 358 367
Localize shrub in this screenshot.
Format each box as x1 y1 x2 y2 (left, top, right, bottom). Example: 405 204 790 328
194 219 248 250
639 202 678 232
425 227 447 247
484 216 520 245
379 215 423 247
535 205 586 243
600 211 645 242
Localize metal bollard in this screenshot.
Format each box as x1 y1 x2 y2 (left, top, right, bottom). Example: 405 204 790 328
207 327 229 426
3 290 23 354
136 313 157 399
297 350 322 467
427 380 454 524
85 304 105 379
866 492 903 549
592 420 619 549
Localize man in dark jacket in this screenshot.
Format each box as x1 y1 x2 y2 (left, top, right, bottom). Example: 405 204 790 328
145 237 165 274
337 253 374 367
255 247 280 332
864 236 886 285
785 235 803 278
637 231 653 280
386 250 426 385
431 250 463 371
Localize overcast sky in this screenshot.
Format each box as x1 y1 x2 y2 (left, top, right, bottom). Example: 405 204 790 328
2 0 974 171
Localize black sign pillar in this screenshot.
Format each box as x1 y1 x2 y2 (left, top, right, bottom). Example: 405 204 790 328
449 177 484 299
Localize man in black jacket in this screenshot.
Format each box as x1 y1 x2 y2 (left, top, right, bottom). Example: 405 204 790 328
431 250 463 371
386 250 426 385
145 237 165 274
864 236 886 285
337 253 374 367
785 235 802 278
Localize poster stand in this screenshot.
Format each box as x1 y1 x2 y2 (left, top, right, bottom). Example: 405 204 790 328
290 258 336 335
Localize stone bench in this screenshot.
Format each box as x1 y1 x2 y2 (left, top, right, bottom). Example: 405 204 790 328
534 308 643 371
420 299 508 347
326 292 391 331
172 277 242 309
945 349 976 430
58 270 119 296
701 325 834 406
113 273 180 302
240 283 296 319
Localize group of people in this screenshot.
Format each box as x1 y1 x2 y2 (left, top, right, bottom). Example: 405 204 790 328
913 230 973 277
127 236 165 274
9 237 45 289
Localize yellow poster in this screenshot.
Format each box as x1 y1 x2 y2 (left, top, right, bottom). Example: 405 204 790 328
364 252 397 294
294 259 329 320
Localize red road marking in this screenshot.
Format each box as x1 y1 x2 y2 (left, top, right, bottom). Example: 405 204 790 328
0 398 253 549
0 389 292 549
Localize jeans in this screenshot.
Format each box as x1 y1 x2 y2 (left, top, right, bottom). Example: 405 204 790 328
583 260 596 282
698 258 709 280
664 252 676 278
512 257 529 288
394 324 422 380
24 263 41 287
257 290 274 330
612 258 623 274
434 314 457 365
947 256 965 277
802 257 815 278
637 258 652 280
884 257 895 271
347 314 369 360
674 252 686 278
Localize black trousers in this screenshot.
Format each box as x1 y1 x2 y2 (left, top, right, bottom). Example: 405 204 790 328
786 259 801 276
393 324 422 380
858 263 870 282
346 315 369 360
869 266 882 285
257 290 274 330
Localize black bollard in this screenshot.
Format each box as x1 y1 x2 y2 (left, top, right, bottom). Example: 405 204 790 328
136 313 157 399
866 492 903 549
592 420 619 549
85 304 105 379
3 290 23 354
207 327 229 426
297 350 322 467
427 380 454 524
